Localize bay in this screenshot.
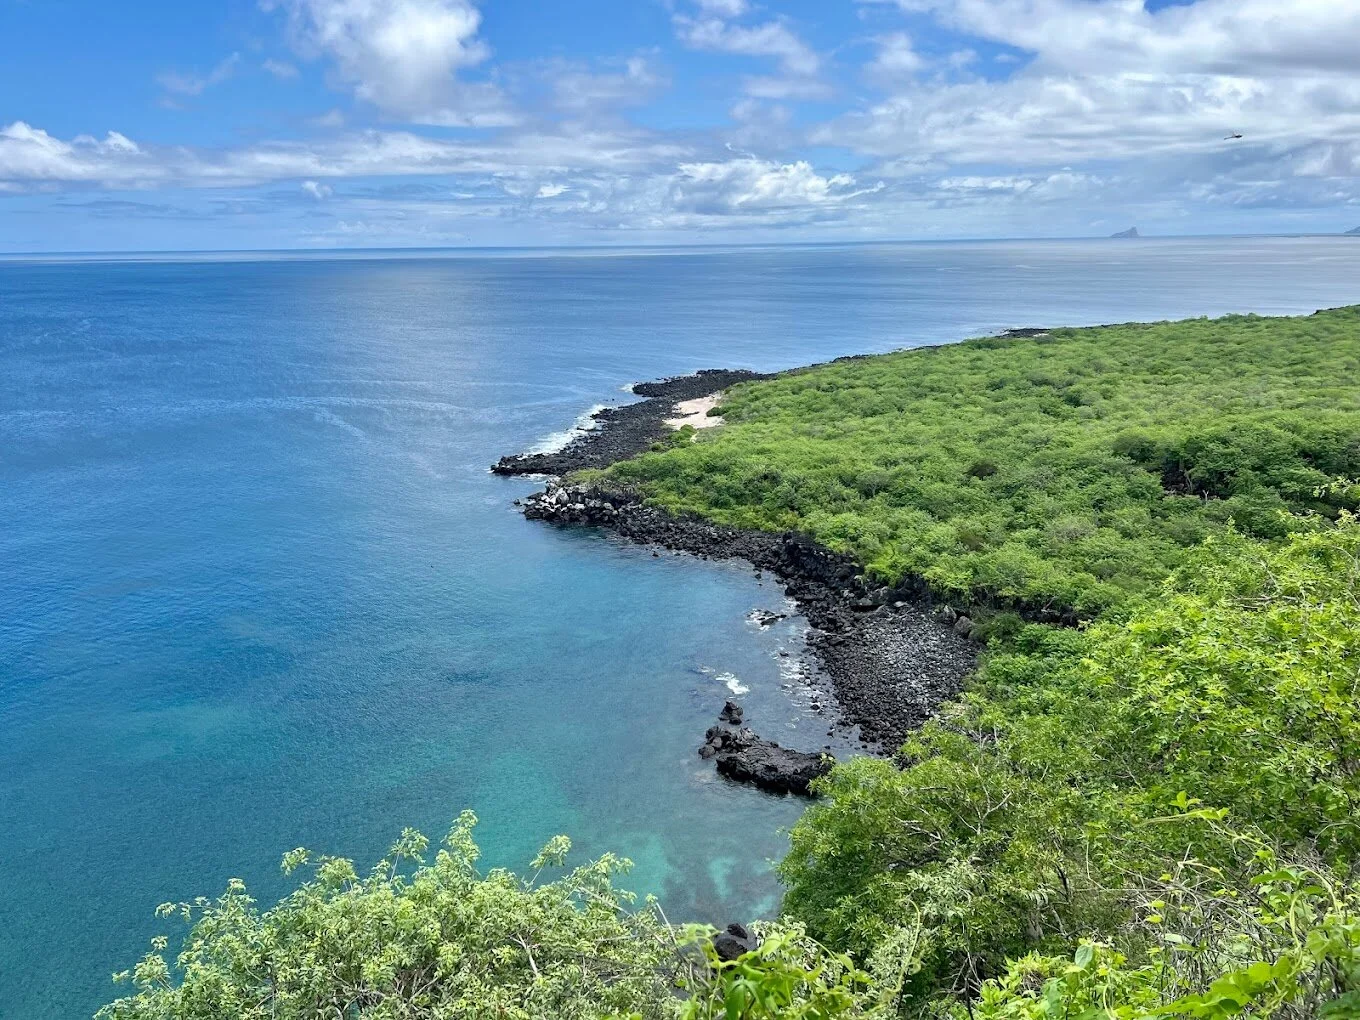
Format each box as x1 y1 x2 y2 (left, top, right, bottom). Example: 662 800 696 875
2 237 1358 1018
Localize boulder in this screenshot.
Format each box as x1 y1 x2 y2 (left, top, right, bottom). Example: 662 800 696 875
953 615 974 638
713 923 758 962
715 739 832 796
719 700 744 724
750 609 787 627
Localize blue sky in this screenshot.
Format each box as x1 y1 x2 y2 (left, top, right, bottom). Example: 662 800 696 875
1 0 1357 251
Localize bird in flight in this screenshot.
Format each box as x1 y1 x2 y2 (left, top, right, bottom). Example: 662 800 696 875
1224 132 1243 140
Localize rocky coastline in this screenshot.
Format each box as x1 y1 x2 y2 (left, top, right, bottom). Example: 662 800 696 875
492 369 769 477
519 478 979 752
494 369 985 773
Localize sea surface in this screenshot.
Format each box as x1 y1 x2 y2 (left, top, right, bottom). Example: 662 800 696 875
3 237 1359 1018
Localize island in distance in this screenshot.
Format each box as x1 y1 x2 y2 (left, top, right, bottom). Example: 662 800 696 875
1110 226 1140 238
1346 226 1360 235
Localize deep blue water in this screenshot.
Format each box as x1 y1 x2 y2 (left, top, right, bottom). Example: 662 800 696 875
2 237 1359 1019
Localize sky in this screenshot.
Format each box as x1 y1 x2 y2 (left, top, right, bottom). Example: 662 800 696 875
1 0 1358 251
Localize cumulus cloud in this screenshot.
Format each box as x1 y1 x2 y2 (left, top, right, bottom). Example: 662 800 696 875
6 0 1360 244
888 0 1360 77
825 0 1360 172
865 32 923 82
670 157 881 213
0 121 691 190
531 56 666 113
0 122 144 184
675 17 818 76
264 0 515 126
673 1 826 99
694 0 748 15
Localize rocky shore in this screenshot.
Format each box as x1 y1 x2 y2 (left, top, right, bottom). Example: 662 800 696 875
518 478 979 751
495 367 984 787
491 369 768 477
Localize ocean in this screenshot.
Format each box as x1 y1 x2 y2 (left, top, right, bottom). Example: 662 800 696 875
2 237 1358 1018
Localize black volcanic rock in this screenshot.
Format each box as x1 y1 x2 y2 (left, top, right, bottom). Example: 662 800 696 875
524 479 984 749
698 707 832 797
713 923 758 962
714 738 832 797
491 369 768 477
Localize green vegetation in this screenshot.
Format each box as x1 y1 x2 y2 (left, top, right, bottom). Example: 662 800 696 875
601 307 1360 614
103 310 1360 1018
98 812 900 1020
780 522 1360 1000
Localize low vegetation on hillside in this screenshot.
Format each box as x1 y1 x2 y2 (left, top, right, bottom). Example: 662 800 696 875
103 310 1360 1018
603 307 1360 615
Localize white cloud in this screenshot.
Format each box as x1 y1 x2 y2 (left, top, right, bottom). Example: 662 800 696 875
533 56 665 113
8 0 1360 243
888 0 1360 77
673 2 828 102
0 123 145 184
671 157 881 213
157 53 241 98
263 58 300 79
865 32 923 82
0 121 692 190
695 0 748 15
825 0 1360 170
265 0 515 126
675 16 819 77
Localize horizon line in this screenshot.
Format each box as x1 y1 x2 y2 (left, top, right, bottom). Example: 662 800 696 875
2 229 1357 261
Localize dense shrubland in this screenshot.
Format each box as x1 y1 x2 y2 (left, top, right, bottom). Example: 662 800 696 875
103 311 1360 1018
602 307 1360 615
780 521 1360 1006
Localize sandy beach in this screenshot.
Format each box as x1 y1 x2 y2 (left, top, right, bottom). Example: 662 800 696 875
665 394 723 429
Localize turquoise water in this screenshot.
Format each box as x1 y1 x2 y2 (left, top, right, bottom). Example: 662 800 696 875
2 238 1359 1018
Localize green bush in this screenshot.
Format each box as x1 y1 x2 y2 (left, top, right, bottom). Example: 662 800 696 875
780 518 1360 1012
603 308 1360 616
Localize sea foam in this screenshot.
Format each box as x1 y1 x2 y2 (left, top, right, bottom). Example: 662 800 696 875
525 403 608 454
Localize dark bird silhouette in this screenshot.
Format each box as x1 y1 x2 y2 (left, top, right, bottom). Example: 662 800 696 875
1224 132 1243 140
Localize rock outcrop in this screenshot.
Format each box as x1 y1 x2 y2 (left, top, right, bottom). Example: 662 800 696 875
522 480 987 749
699 716 833 797
712 923 758 962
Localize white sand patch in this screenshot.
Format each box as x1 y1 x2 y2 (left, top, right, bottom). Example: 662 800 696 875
666 393 723 430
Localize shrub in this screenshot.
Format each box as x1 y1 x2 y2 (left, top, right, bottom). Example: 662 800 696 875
604 308 1360 616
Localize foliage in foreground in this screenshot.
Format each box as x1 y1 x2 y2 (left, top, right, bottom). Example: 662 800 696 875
780 517 1360 1012
102 519 1360 1019
99 812 679 1019
971 831 1360 1020
98 811 896 1020
602 307 1360 614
